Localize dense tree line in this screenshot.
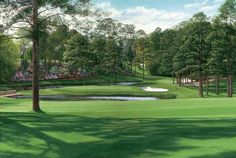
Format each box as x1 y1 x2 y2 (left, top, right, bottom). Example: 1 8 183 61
148 0 236 97
15 17 153 84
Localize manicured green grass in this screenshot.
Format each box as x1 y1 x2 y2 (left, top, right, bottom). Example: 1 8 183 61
19 85 177 99
1 76 236 158
18 77 198 99
1 97 236 158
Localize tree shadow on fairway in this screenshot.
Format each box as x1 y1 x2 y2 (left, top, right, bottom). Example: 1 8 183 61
1 113 236 158
191 151 236 158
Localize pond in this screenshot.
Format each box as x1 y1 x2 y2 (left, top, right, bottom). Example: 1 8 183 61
116 82 137 86
9 95 159 101
24 86 64 90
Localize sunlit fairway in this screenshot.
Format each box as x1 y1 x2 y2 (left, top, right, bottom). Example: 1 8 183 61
1 79 236 158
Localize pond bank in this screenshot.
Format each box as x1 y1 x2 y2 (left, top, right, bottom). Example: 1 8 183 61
8 95 159 101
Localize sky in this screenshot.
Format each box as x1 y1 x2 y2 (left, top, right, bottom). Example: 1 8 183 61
92 0 225 33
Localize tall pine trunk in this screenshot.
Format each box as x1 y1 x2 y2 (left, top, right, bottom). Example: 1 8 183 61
114 56 117 85
142 51 145 81
32 0 40 112
227 75 233 97
130 62 133 75
114 68 117 85
44 57 48 78
176 75 179 85
142 64 145 81
172 75 175 84
81 67 85 86
97 73 101 84
215 75 220 95
199 77 203 97
179 76 182 87
206 77 209 96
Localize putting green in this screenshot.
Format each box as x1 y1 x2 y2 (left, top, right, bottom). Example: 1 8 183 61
18 77 199 99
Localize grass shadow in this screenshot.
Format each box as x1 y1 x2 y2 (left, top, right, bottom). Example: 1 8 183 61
1 113 236 157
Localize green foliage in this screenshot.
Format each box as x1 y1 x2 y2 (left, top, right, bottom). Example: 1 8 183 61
184 12 211 77
148 28 177 76
0 36 19 82
47 25 71 63
64 33 91 75
207 17 227 76
104 38 122 72
91 36 106 75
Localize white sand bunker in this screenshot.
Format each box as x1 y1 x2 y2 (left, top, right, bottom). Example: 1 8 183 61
141 87 169 92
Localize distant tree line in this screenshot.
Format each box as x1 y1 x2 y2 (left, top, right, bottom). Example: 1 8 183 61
148 0 236 97
12 17 155 85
